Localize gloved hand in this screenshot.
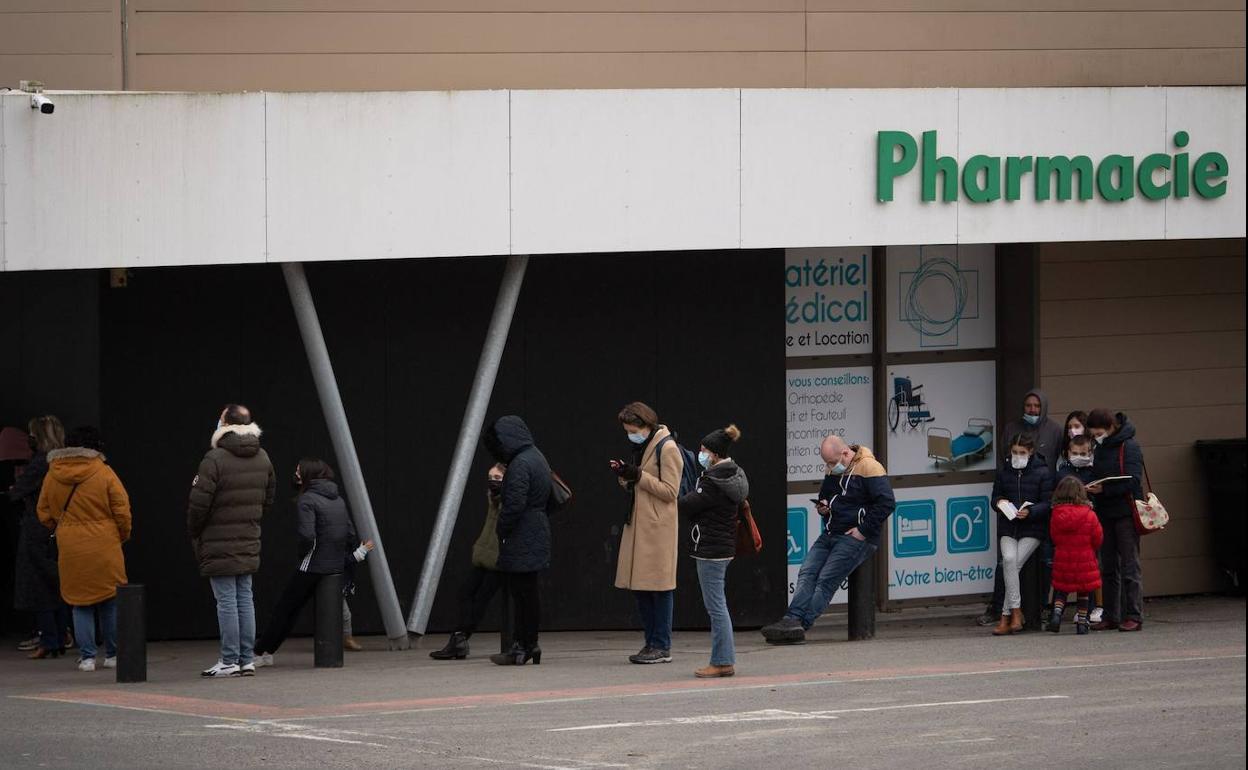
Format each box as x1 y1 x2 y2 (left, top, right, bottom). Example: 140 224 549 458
617 464 640 482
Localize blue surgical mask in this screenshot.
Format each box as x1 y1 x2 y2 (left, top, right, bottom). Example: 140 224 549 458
698 451 711 469
627 431 649 445
1023 414 1040 426
828 461 847 475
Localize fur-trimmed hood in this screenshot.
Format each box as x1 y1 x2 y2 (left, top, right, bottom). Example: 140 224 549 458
211 422 263 452
45 447 107 485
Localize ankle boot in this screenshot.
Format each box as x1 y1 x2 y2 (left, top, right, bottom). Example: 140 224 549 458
490 642 541 666
1010 608 1025 633
991 614 1012 636
1047 606 1064 633
429 631 470 660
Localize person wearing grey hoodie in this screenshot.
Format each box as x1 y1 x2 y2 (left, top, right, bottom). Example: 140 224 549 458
677 424 748 679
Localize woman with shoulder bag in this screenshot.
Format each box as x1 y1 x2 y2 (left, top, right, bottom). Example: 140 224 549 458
1085 409 1145 632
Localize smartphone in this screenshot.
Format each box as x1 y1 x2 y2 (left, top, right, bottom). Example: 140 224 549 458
809 498 822 505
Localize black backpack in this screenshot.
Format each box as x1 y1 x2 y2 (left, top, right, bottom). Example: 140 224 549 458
653 434 700 498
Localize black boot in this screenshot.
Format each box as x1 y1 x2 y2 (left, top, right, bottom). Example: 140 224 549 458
490 642 541 666
1047 605 1064 633
429 632 470 660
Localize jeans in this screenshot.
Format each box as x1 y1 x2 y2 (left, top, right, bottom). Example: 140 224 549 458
1101 516 1143 623
787 532 876 629
209 574 255 666
634 590 674 651
73 598 117 660
457 566 504 635
1000 536 1040 612
696 559 734 666
256 571 321 656
505 571 541 648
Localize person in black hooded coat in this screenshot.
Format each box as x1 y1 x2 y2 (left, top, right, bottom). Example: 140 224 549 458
1086 409 1146 632
483 416 552 666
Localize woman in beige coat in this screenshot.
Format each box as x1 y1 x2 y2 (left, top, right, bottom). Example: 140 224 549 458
611 402 683 664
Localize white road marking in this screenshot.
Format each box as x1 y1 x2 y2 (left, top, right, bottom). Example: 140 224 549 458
809 694 1069 715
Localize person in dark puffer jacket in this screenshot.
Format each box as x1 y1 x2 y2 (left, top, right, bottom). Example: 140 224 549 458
1086 409 1146 632
187 404 276 678
678 424 748 680
254 458 369 668
1047 477 1103 635
989 434 1054 636
483 416 552 667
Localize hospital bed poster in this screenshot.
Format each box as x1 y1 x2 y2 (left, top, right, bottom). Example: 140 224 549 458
786 366 874 483
786 494 848 607
885 360 997 476
888 483 996 601
885 244 995 352
785 247 873 357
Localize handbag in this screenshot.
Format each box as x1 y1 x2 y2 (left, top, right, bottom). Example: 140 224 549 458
548 471 573 512
735 499 763 557
1120 445 1168 535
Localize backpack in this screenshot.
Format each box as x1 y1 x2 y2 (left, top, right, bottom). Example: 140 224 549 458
653 434 700 498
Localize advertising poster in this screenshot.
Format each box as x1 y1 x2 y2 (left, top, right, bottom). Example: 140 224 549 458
786 494 848 607
785 247 873 357
886 244 995 352
888 483 997 601
786 367 874 483
884 360 997 476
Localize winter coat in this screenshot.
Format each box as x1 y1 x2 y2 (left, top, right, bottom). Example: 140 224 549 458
187 423 276 577
1089 413 1145 521
678 459 749 560
8 453 61 612
614 425 683 591
1050 503 1103 594
36 448 131 606
1056 462 1097 487
816 445 896 546
471 492 502 570
294 479 356 575
486 416 552 573
1000 388 1065 474
990 453 1054 541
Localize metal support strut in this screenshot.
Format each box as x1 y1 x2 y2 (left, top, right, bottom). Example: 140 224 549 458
281 262 409 649
407 254 529 636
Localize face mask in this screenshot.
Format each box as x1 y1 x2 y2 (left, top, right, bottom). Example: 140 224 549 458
1094 434 1106 445
291 475 302 490
27 435 38 452
488 479 503 494
828 461 848 475
1068 427 1084 438
1011 454 1029 470
1023 414 1040 426
1069 454 1093 468
697 451 711 469
627 431 649 445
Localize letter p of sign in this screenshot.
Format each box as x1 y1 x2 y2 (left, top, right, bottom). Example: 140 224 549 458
877 131 918 202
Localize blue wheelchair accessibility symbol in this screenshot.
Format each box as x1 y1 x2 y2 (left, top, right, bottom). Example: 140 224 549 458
893 500 937 558
946 496 991 554
787 508 808 565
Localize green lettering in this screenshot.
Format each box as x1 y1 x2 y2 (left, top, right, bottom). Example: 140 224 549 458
1097 155 1135 202
922 130 958 202
1005 156 1033 201
1137 153 1171 200
1035 156 1094 201
1193 152 1228 198
962 155 1001 202
877 131 917 202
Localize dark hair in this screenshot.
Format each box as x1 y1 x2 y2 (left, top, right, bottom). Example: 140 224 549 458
1085 408 1119 431
222 404 252 426
617 401 658 430
64 426 104 453
1052 476 1090 506
1068 434 1093 450
1060 410 1089 456
1009 434 1035 451
296 458 335 484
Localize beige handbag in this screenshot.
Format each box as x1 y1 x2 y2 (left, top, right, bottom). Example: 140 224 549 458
1122 446 1168 535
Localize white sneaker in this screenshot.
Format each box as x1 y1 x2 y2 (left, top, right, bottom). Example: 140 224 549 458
1089 607 1104 624
254 652 274 668
201 660 241 678
77 658 96 672
101 657 116 669
240 662 256 676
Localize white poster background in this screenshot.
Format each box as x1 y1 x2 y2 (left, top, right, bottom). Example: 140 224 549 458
785 247 873 357
786 494 848 607
885 360 997 476
886 244 996 352
786 367 874 483
888 483 997 601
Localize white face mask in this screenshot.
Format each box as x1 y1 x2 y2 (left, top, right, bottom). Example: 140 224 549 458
1069 454 1093 468
1093 433 1107 445
1010 453 1030 470
1068 426 1084 438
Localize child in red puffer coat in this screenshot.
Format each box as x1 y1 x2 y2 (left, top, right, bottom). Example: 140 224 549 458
1048 477 1103 635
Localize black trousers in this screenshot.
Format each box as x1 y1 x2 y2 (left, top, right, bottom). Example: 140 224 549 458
504 571 541 648
457 566 503 635
256 570 322 655
1101 515 1143 623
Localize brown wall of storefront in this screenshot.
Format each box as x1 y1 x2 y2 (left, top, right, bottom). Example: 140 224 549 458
3 0 1245 92
1037 238 1247 596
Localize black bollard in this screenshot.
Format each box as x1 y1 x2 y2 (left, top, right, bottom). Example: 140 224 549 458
115 583 146 683
847 554 876 641
498 582 514 653
314 573 344 668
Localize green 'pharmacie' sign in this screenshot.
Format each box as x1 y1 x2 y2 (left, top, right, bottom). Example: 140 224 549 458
877 130 1228 203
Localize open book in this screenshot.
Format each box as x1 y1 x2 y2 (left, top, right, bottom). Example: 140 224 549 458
1085 475 1133 488
996 500 1032 520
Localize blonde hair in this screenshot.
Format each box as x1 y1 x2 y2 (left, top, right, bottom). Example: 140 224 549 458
27 415 65 454
723 424 741 442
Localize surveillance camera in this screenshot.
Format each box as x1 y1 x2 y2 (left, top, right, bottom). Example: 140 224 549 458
30 94 54 114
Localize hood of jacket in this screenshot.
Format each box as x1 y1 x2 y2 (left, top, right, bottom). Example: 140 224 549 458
1050 503 1089 536
1102 413 1137 447
212 422 263 457
702 460 749 504
45 447 106 485
485 415 534 462
1025 387 1052 423
305 478 340 500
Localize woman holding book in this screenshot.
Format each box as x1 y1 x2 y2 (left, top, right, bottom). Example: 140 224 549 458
1084 409 1145 633
990 434 1054 636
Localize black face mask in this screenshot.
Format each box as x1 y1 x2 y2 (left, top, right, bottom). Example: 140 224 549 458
27 435 38 452
488 480 503 495
291 476 302 491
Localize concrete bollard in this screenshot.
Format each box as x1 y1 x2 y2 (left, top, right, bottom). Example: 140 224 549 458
314 573 344 668
847 555 877 641
115 583 146 683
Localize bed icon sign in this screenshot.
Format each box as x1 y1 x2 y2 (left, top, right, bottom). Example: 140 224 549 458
946 496 991 554
787 508 808 565
893 500 937 558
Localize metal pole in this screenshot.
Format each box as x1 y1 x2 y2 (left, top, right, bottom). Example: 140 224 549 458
314 573 345 668
407 254 529 636
281 262 409 649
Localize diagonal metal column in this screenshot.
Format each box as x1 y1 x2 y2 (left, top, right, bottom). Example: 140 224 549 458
407 254 529 636
281 262 409 650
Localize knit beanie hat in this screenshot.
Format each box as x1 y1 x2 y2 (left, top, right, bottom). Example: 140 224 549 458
701 424 741 458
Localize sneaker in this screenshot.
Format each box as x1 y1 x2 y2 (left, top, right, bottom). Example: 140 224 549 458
201 661 241 678
631 648 672 664
240 662 256 676
974 610 1000 627
1088 607 1104 624
761 616 806 644
101 656 116 669
254 652 274 668
77 658 96 672
627 646 652 664
17 635 40 652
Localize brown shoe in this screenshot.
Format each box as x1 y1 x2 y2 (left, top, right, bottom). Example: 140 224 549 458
695 664 735 678
991 614 1012 636
343 636 363 651
1091 620 1119 631
1009 608 1025 633
1118 619 1142 632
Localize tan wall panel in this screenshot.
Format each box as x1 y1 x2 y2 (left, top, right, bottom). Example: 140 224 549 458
808 1 1244 10
1040 257 1245 300
129 51 806 90
131 0 806 10
808 12 1244 52
0 54 119 89
1110 405 1245 445
1040 331 1246 377
1040 293 1245 338
1042 368 1245 412
0 0 113 10
130 11 805 54
1139 555 1226 595
0 13 114 55
1038 239 1245 262
1143 513 1214 557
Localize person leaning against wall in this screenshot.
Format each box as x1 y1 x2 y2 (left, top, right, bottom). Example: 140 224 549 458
1085 409 1146 633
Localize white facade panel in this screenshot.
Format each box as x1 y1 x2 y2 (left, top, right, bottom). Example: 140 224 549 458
3 93 265 270
266 91 510 263
509 89 741 255
1165 87 1248 241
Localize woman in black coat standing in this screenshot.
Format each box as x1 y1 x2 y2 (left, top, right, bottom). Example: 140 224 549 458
1085 409 1146 632
484 416 553 666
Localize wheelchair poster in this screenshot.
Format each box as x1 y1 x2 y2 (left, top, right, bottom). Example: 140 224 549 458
885 360 997 476
889 483 997 601
786 495 848 606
